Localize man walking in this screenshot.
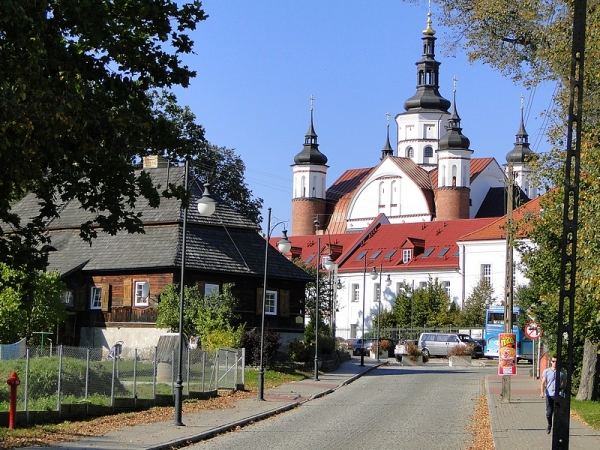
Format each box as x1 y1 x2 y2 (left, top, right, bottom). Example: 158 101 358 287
540 355 566 434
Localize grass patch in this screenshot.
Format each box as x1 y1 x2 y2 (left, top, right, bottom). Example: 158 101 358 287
235 365 311 391
571 398 600 430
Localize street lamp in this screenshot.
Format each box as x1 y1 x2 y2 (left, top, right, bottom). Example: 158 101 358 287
174 160 216 427
370 265 390 361
323 256 337 351
314 237 321 381
258 208 291 401
360 253 367 367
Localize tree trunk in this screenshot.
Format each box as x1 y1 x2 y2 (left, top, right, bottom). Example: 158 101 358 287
575 338 600 401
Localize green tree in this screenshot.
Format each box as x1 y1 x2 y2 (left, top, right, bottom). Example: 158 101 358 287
294 259 331 324
390 281 414 327
0 263 66 343
0 1 207 276
458 278 496 327
392 278 452 328
423 0 600 401
155 283 244 350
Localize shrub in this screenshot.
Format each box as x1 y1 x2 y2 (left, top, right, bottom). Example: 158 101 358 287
448 344 472 357
240 328 281 367
287 339 310 363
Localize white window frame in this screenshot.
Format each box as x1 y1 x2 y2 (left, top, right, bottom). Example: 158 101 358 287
374 283 381 302
90 286 102 310
265 290 277 315
403 249 412 263
205 283 219 296
134 281 149 306
62 290 74 307
481 264 492 284
352 284 360 302
441 281 451 298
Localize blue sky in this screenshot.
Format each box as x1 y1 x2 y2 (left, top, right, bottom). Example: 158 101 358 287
172 0 556 231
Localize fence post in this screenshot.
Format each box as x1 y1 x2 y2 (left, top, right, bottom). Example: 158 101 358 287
201 351 206 392
171 349 175 395
85 348 90 400
133 348 138 402
57 346 63 416
111 353 116 407
234 349 238 389
186 347 190 396
25 348 30 423
153 346 157 399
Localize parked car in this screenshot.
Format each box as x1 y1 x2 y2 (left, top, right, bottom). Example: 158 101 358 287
352 338 394 356
418 332 484 359
457 334 484 359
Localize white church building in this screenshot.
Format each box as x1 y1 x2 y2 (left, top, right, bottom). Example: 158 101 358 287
276 12 539 338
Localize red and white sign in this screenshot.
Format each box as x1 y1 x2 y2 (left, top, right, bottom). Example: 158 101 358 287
525 321 542 340
498 333 517 375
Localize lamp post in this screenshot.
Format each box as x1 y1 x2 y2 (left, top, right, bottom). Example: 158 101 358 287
258 208 291 401
370 265 391 361
174 160 216 427
323 256 337 351
314 237 321 381
360 253 367 367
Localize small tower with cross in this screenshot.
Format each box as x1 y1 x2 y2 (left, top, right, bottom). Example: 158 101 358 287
291 95 329 235
434 75 473 220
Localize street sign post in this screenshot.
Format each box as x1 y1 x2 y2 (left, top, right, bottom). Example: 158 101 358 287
525 321 542 340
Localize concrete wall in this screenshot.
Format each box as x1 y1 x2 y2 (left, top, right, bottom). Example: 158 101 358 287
80 326 170 358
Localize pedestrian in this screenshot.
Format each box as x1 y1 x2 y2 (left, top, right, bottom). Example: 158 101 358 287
540 355 566 434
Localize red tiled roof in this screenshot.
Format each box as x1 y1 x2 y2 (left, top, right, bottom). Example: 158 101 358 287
459 194 544 242
277 217 496 274
326 167 373 202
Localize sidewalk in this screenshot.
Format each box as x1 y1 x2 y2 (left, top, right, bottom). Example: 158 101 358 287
23 359 600 449
487 370 600 449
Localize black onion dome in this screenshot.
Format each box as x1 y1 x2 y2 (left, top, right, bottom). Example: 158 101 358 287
403 12 451 113
506 112 533 163
293 109 328 165
438 98 470 150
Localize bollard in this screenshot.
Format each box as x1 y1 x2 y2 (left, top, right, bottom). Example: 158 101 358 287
6 371 20 429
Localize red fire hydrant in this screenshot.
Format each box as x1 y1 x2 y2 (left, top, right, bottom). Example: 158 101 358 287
6 371 20 429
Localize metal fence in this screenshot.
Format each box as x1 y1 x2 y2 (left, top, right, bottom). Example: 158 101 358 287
0 345 244 421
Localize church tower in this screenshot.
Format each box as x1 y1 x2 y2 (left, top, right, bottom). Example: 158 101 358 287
396 10 451 169
506 99 537 199
435 85 473 220
291 98 328 235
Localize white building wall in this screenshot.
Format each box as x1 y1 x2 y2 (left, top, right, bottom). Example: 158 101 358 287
396 111 449 165
292 164 327 199
470 162 506 218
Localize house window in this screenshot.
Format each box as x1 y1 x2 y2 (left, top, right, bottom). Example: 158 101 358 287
205 283 219 296
374 283 381 302
134 281 150 306
424 146 433 158
352 284 360 302
481 264 492 284
441 281 451 298
90 286 102 310
403 249 412 263
419 281 427 289
61 290 74 307
265 290 277 315
406 147 414 158
396 282 404 296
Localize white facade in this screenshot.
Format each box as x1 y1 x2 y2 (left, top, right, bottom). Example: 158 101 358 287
396 111 450 166
292 164 327 199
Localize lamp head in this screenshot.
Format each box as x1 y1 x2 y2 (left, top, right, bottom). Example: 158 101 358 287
277 229 292 254
370 266 378 280
385 274 392 287
197 184 217 216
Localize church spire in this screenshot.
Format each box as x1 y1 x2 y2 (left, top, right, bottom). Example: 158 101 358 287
293 95 328 165
506 94 533 164
403 7 451 113
381 111 394 159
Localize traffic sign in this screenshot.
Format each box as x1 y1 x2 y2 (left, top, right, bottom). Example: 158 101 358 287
525 321 542 340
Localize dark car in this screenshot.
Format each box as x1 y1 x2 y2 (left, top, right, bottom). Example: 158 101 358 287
457 334 484 359
352 338 393 356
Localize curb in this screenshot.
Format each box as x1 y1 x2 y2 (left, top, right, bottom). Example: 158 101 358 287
149 361 386 450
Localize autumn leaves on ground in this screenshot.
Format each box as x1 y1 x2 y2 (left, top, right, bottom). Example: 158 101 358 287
2 386 493 449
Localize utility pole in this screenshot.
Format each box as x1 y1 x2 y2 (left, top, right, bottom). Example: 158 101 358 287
502 161 514 402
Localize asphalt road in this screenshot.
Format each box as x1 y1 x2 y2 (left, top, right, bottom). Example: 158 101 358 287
190 362 496 450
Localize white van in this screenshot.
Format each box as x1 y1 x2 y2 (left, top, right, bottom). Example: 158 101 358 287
418 332 478 359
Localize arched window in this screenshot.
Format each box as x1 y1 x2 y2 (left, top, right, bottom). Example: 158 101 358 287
441 165 446 186
378 181 385 206
424 146 433 158
301 176 306 197
406 147 414 158
312 176 317 197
